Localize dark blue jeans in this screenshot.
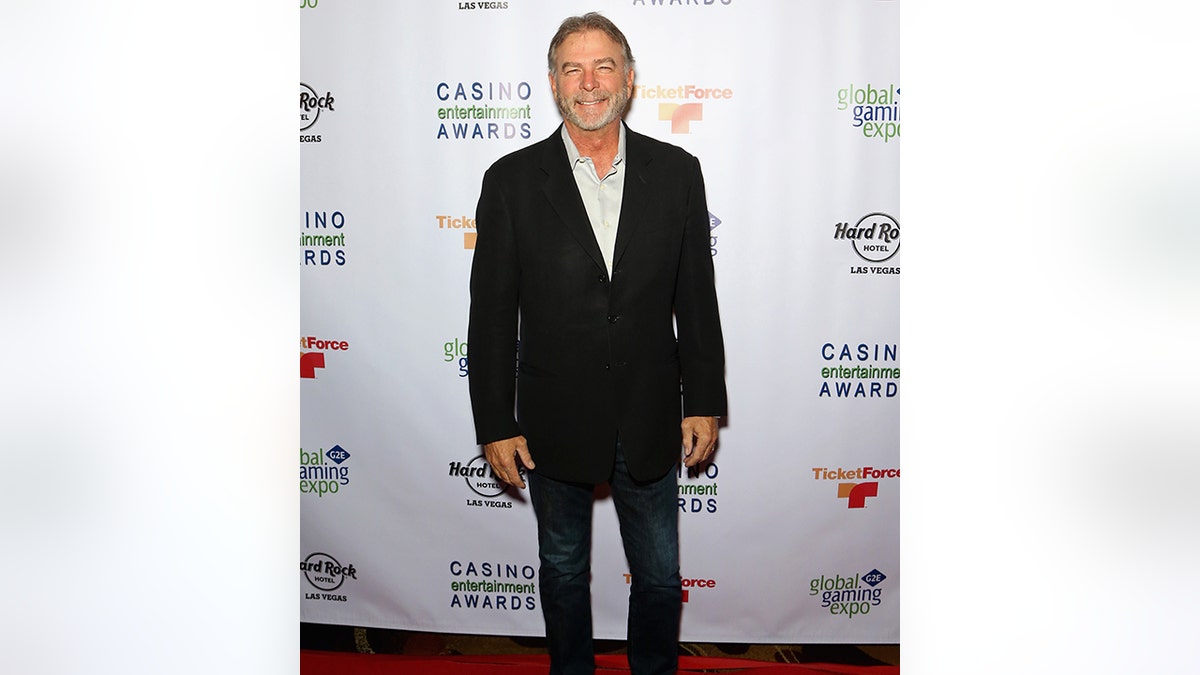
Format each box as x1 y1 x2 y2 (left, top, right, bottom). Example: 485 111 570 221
528 446 682 675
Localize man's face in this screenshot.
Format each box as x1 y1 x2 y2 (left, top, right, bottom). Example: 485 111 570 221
549 29 634 133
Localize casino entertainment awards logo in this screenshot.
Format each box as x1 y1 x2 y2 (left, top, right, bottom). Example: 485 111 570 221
435 80 533 141
818 342 899 398
632 0 734 6
301 210 347 267
678 461 719 515
449 559 538 611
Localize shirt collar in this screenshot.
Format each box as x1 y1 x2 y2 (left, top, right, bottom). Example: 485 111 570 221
561 123 626 168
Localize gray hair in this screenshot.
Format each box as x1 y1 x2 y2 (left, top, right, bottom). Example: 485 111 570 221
547 12 635 75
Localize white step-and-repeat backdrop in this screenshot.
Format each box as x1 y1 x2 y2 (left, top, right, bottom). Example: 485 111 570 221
301 0 898 644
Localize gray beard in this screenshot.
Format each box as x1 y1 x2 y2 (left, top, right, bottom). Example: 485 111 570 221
557 88 629 131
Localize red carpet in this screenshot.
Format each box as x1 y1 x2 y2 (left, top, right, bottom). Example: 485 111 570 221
302 649 900 674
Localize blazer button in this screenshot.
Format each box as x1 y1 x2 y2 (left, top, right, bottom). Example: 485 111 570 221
604 363 611 370
598 274 608 283
607 314 620 324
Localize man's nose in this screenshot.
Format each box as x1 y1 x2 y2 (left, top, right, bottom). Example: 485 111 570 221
581 69 597 90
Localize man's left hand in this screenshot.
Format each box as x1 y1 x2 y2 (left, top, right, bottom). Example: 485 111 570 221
681 416 719 468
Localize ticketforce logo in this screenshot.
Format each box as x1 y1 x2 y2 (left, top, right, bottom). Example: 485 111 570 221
301 335 349 379
438 214 477 249
623 572 715 603
633 84 733 134
813 465 900 508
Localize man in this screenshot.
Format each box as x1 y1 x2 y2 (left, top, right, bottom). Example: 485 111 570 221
467 12 726 675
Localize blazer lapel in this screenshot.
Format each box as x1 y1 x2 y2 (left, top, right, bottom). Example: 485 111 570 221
539 128 607 272
613 126 652 270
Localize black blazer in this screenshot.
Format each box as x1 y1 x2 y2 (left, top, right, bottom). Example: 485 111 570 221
468 124 726 483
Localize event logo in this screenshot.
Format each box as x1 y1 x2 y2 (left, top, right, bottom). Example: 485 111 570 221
301 335 350 379
300 0 318 8
435 80 533 141
808 569 888 618
836 84 900 142
300 445 351 497
300 352 325 379
678 461 719 514
838 481 878 508
301 82 335 143
302 552 357 602
449 559 538 611
449 454 521 507
444 338 469 378
834 212 899 270
633 84 733 134
438 214 477 249
623 572 716 603
818 342 899 398
812 466 899 508
660 103 702 134
708 212 722 257
632 0 734 6
302 210 347 267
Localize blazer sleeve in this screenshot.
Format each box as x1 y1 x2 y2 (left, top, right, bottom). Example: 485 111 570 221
674 154 728 418
467 166 523 445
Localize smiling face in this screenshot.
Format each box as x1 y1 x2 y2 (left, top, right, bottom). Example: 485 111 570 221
549 29 634 133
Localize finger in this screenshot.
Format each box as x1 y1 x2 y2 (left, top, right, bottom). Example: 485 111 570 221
483 444 520 488
516 442 536 471
681 425 696 456
684 430 716 468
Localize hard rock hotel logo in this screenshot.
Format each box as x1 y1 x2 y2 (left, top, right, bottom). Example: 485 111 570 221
301 82 335 143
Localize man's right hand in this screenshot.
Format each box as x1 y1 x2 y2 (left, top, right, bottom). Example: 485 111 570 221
482 435 536 489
